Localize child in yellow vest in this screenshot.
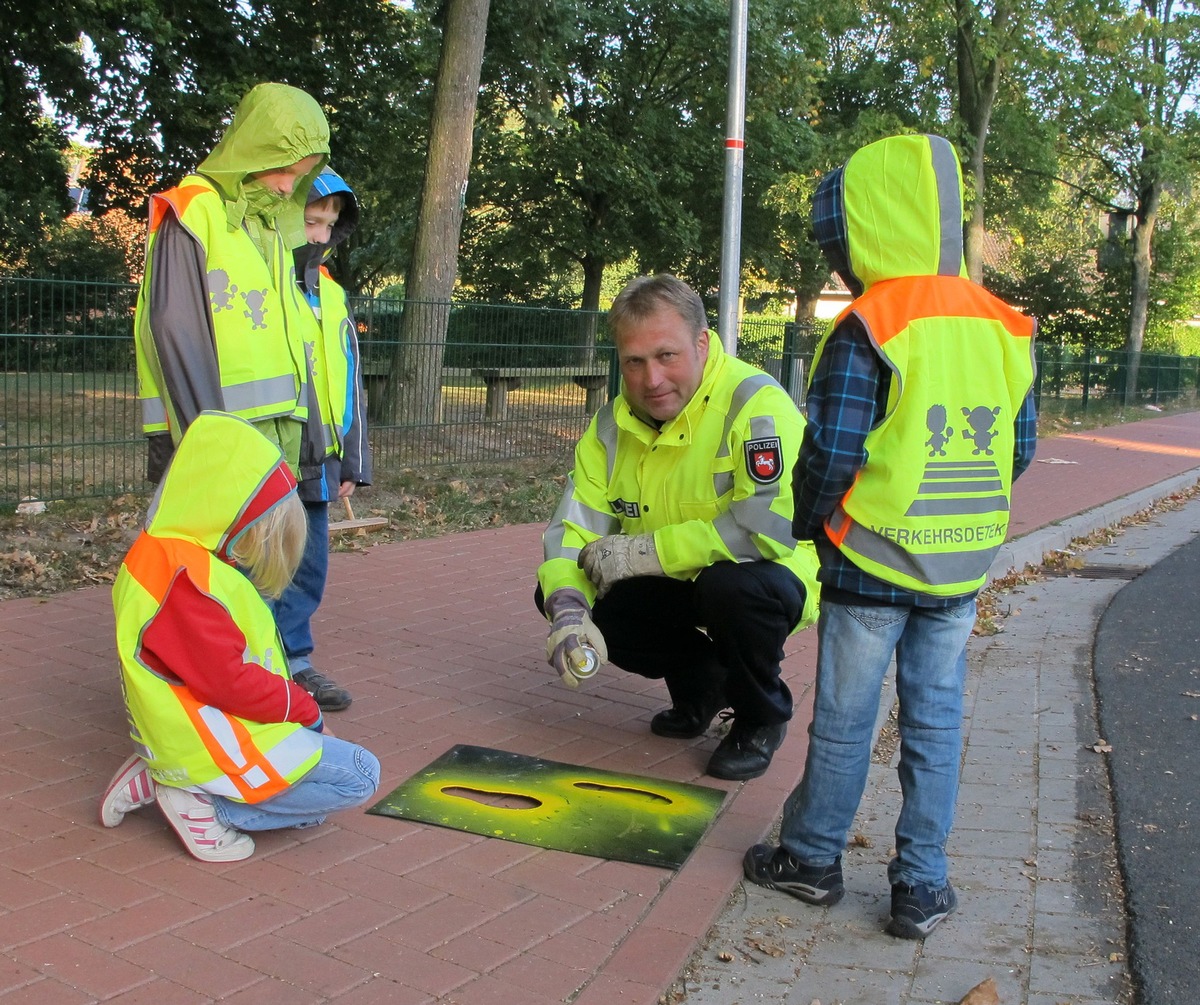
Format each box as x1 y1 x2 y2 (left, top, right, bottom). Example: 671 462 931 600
99 411 379 862
272 167 372 712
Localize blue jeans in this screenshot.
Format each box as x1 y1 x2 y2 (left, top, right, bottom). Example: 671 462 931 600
779 597 976 887
212 735 380 831
272 500 329 673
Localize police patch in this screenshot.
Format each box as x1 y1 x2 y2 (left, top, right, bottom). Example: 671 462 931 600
745 437 783 484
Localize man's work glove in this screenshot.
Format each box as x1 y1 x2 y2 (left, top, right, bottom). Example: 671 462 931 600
544 588 609 688
578 533 663 599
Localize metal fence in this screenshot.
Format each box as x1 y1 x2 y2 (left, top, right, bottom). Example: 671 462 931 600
2 275 1198 505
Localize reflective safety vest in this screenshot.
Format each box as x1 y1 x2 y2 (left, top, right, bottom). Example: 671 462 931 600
135 175 309 437
824 274 1035 596
113 535 322 802
297 266 355 458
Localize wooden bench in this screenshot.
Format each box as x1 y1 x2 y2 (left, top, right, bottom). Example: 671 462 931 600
360 363 611 422
470 365 610 420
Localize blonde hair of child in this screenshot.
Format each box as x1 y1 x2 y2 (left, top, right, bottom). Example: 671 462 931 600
229 492 307 599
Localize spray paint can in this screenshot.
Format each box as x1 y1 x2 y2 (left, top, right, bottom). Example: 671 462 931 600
567 645 600 682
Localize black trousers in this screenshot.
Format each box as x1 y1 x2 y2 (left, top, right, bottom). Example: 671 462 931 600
536 560 807 726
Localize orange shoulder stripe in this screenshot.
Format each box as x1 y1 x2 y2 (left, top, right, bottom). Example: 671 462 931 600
148 184 211 234
122 534 212 601
853 276 1034 346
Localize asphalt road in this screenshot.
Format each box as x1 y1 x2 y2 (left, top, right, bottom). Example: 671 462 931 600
1094 531 1200 1005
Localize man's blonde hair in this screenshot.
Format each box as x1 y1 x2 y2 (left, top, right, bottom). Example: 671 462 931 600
608 274 708 343
229 492 307 599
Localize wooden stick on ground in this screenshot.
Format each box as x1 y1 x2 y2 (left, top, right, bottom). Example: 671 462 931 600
328 496 389 533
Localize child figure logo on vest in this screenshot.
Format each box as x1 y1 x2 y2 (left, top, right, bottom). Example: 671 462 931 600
207 269 239 313
925 404 953 456
243 289 270 329
961 405 1002 455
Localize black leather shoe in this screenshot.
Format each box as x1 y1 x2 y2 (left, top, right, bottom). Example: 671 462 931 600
706 721 787 780
651 704 721 739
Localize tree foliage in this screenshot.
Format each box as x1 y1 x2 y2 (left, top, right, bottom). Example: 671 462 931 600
5 0 1200 366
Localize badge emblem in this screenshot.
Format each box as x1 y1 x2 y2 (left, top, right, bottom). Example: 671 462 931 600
745 437 783 484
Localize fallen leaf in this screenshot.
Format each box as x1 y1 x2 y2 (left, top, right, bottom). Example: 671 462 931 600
958 976 1001 1005
717 951 734 963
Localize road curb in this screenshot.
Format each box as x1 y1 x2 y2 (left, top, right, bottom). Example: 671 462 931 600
989 466 1200 585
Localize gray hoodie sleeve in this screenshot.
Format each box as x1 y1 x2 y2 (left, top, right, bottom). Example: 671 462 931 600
146 213 225 431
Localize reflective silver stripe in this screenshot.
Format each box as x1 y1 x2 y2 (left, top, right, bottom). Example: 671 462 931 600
716 373 777 459
595 403 619 483
141 396 167 427
712 413 796 558
842 520 997 586
222 373 299 414
906 495 1009 517
921 461 998 477
261 728 323 776
195 775 244 798
929 135 963 276
193 705 322 796
543 475 619 561
713 504 796 560
713 470 735 497
914 479 1003 493
198 706 249 767
243 765 270 788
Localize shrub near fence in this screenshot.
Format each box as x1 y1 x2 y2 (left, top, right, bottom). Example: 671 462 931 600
2 275 1199 505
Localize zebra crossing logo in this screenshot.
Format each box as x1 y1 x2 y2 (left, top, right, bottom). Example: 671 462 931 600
906 403 1008 517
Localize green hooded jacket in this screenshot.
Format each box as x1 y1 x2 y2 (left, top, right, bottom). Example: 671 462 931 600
198 82 331 256
134 83 330 481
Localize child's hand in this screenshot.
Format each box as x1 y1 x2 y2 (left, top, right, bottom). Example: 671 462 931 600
320 721 336 738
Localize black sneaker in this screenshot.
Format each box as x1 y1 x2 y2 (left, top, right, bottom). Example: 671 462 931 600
743 845 845 906
294 668 353 711
706 720 786 780
887 880 957 939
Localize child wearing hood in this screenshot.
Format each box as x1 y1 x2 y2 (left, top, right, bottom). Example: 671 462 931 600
99 411 380 862
742 134 1037 938
134 82 331 483
271 167 372 711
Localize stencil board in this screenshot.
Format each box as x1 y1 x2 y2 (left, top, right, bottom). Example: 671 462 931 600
368 744 726 869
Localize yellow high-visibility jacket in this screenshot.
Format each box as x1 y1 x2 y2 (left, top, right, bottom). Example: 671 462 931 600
539 337 820 630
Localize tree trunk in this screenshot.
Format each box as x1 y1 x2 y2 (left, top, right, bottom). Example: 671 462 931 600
384 0 490 424
577 253 605 364
954 0 1007 284
1124 176 1160 406
794 291 820 320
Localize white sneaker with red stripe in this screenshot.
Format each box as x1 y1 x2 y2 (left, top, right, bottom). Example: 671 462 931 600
155 785 255 862
98 753 156 827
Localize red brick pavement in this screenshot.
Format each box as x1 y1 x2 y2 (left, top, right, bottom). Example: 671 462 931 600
1 410 1198 1003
